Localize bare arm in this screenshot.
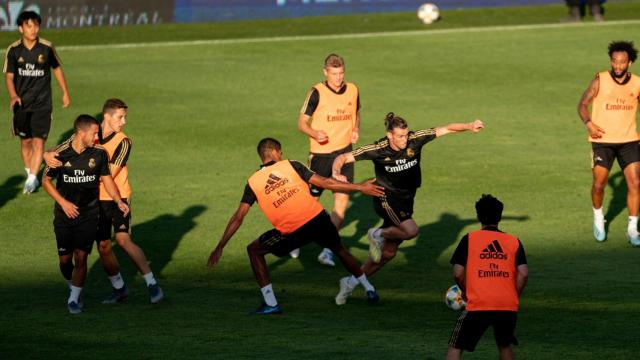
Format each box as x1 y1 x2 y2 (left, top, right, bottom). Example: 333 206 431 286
207 202 251 267
578 76 605 139
5 72 20 108
331 152 356 181
297 113 327 143
516 264 528 296
309 174 384 197
453 264 466 292
435 119 484 137
109 164 124 178
100 175 129 216
351 111 361 143
42 176 79 219
52 67 70 108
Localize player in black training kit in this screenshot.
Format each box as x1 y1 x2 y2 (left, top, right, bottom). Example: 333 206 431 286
3 11 70 194
42 115 128 314
331 112 483 303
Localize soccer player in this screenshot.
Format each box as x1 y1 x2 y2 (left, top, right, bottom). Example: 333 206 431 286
295 53 361 266
207 138 384 314
446 194 528 360
3 10 70 194
577 41 640 245
42 115 128 314
332 112 483 303
44 99 163 304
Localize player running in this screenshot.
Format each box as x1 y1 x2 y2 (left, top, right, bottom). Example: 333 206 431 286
332 112 483 304
207 138 384 314
577 40 640 245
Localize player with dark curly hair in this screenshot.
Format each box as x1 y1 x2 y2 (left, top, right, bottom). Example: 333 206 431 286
578 41 640 246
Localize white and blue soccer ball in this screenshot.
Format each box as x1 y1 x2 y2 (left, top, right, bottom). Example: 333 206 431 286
417 3 441 24
445 284 466 310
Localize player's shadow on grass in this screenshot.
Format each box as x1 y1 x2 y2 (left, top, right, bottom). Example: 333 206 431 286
87 204 207 293
0 175 23 209
604 171 627 234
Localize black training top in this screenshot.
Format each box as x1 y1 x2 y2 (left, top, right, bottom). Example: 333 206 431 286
3 37 61 111
352 129 436 198
44 144 110 211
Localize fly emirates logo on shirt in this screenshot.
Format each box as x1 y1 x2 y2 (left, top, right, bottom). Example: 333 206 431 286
326 108 353 122
606 97 637 111
18 63 45 77
63 170 96 183
384 158 418 173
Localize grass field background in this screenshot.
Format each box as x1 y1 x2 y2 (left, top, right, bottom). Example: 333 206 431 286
1 2 640 359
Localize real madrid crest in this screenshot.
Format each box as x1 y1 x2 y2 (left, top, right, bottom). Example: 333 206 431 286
37 54 45 64
88 158 96 168
406 148 415 157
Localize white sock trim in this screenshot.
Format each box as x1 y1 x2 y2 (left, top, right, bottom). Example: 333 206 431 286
68 286 82 304
260 284 278 307
109 273 125 289
143 272 157 286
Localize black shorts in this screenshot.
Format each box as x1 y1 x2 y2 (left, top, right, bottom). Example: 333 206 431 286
96 199 131 241
54 210 100 256
373 192 415 228
13 108 52 139
257 211 341 257
448 311 518 352
591 141 640 170
309 145 354 197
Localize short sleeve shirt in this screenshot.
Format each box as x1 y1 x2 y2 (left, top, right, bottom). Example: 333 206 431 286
44 145 110 211
450 227 528 266
3 38 61 111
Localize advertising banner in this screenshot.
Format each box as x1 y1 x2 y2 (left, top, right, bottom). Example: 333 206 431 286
175 0 559 23
0 0 174 31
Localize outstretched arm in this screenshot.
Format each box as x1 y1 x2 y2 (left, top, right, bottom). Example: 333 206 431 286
332 153 356 182
309 174 384 197
578 76 605 139
208 202 251 267
435 119 484 138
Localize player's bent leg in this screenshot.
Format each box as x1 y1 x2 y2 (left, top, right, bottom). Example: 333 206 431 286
114 233 151 275
382 219 419 241
362 240 401 277
97 240 120 276
247 239 282 315
247 240 272 288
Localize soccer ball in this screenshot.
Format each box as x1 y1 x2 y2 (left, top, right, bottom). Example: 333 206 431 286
445 284 466 310
417 3 440 24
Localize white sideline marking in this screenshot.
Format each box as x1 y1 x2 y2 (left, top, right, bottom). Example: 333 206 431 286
57 20 640 51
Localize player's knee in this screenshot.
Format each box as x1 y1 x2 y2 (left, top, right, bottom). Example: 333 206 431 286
74 251 88 266
97 240 112 254
381 248 397 263
246 241 259 255
405 228 419 240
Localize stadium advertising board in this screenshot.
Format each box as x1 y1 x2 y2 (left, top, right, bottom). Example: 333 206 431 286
0 0 174 30
175 0 558 22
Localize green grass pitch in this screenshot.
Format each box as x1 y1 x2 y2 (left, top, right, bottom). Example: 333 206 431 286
1 2 640 359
